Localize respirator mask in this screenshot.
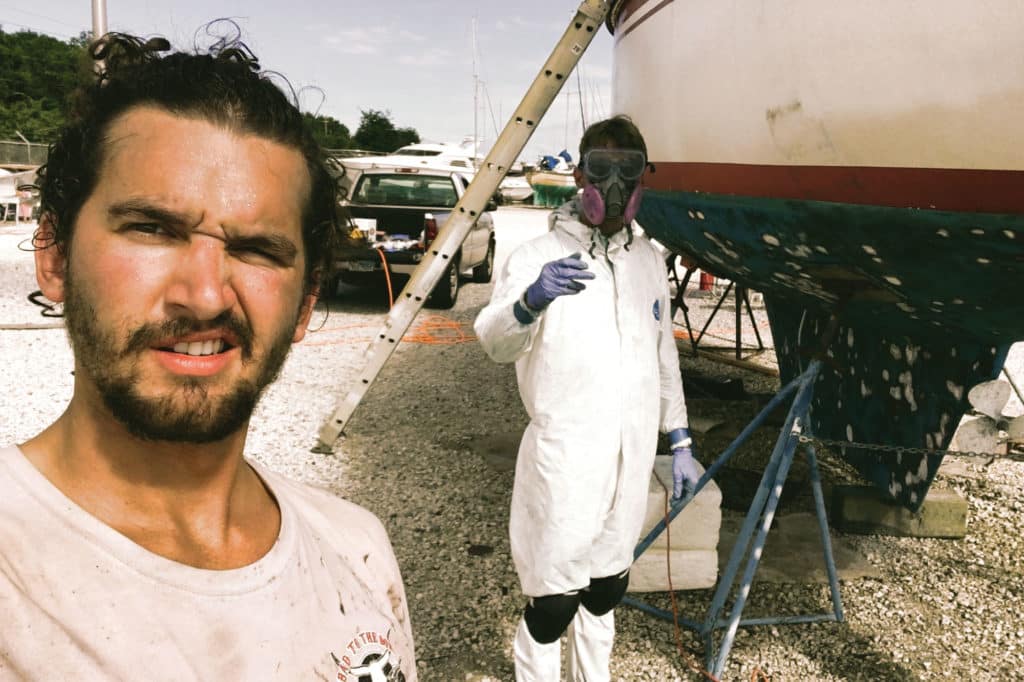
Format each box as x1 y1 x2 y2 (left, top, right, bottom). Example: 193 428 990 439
580 148 647 226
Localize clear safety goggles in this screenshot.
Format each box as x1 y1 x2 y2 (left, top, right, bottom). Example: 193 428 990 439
581 149 647 181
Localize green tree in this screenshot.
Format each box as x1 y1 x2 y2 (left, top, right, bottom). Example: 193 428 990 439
0 29 88 142
302 113 352 150
352 109 420 152
394 125 420 149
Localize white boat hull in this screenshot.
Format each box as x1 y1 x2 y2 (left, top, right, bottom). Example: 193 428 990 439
498 176 534 203
611 0 1024 174
606 0 1024 510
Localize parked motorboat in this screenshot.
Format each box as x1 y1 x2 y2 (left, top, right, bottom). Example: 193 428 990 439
497 171 534 204
607 0 1024 509
384 142 476 171
333 143 479 199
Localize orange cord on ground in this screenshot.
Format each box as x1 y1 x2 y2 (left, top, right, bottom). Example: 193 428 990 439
673 326 770 345
402 315 475 344
376 247 395 308
657 476 721 682
304 316 475 347
657 477 770 681
306 246 476 347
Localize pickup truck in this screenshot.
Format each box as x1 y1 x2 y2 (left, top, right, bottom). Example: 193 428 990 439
332 167 497 308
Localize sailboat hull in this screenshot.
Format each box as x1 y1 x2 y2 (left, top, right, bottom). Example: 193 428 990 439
526 170 578 207
609 0 1024 509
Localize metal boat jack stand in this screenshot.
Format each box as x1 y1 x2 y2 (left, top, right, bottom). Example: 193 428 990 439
623 359 845 678
667 255 765 362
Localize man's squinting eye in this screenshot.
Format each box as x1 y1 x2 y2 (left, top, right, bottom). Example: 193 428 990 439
126 223 169 236
120 220 191 241
230 246 281 265
226 238 295 267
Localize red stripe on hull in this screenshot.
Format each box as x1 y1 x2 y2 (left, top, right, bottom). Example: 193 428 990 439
646 162 1024 214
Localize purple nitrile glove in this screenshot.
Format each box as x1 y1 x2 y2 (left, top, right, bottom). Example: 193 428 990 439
524 252 596 311
668 427 700 501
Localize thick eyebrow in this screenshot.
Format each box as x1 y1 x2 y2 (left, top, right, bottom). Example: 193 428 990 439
225 233 300 263
107 199 195 230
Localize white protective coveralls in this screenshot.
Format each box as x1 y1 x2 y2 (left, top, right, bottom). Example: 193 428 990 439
475 198 688 678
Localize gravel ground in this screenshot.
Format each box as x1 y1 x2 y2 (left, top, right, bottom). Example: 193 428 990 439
0 211 1021 681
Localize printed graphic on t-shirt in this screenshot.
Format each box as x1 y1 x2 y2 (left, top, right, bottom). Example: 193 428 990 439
331 628 406 682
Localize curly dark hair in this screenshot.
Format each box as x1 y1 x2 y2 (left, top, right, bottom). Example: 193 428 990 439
35 28 343 294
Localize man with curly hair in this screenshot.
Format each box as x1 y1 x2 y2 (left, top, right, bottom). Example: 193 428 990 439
0 33 415 681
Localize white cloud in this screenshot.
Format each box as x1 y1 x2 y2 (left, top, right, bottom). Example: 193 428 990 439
325 39 377 55
489 14 566 34
581 63 612 82
397 47 454 66
396 29 426 42
321 24 428 56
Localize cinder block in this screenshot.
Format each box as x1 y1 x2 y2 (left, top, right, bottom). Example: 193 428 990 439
831 485 968 538
628 548 718 592
638 456 722 551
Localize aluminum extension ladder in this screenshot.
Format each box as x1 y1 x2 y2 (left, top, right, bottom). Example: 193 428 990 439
313 0 612 452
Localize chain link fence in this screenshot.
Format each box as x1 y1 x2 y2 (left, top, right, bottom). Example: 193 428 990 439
0 140 49 167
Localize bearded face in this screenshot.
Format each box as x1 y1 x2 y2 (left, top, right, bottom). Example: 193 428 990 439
62 273 299 443
42 106 315 445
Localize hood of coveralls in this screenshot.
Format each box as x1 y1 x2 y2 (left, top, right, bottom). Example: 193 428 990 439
547 196 634 256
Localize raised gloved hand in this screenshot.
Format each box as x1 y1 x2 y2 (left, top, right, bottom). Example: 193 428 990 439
524 252 596 311
668 427 701 501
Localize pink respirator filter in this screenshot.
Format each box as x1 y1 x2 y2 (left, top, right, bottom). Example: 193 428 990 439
581 184 644 225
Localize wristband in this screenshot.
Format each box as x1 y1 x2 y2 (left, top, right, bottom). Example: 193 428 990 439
668 426 692 450
513 295 537 324
522 289 545 313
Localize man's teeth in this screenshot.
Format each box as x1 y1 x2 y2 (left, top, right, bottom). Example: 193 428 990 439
171 339 225 356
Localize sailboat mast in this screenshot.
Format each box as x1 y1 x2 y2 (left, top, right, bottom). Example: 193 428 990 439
564 88 571 151
472 16 479 170
91 0 108 75
576 66 587 130
92 0 107 37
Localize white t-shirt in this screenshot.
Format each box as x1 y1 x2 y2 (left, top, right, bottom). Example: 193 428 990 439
0 446 416 681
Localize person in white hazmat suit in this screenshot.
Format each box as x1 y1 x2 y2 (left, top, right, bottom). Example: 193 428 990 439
474 116 701 681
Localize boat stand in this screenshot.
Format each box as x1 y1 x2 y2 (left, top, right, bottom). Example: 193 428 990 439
667 256 766 361
623 360 845 678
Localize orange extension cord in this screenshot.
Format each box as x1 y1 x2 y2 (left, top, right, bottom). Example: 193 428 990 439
377 247 395 309
303 315 475 347
658 475 771 681
657 476 722 682
306 246 477 347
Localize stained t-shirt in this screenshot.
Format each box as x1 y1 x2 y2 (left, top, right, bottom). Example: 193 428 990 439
0 446 416 681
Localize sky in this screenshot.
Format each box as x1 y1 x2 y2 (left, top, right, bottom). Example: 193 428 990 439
3 0 616 163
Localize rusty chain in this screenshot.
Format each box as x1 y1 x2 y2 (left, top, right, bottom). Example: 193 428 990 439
796 434 1024 463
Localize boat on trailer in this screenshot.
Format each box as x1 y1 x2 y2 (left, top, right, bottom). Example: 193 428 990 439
607 0 1024 510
